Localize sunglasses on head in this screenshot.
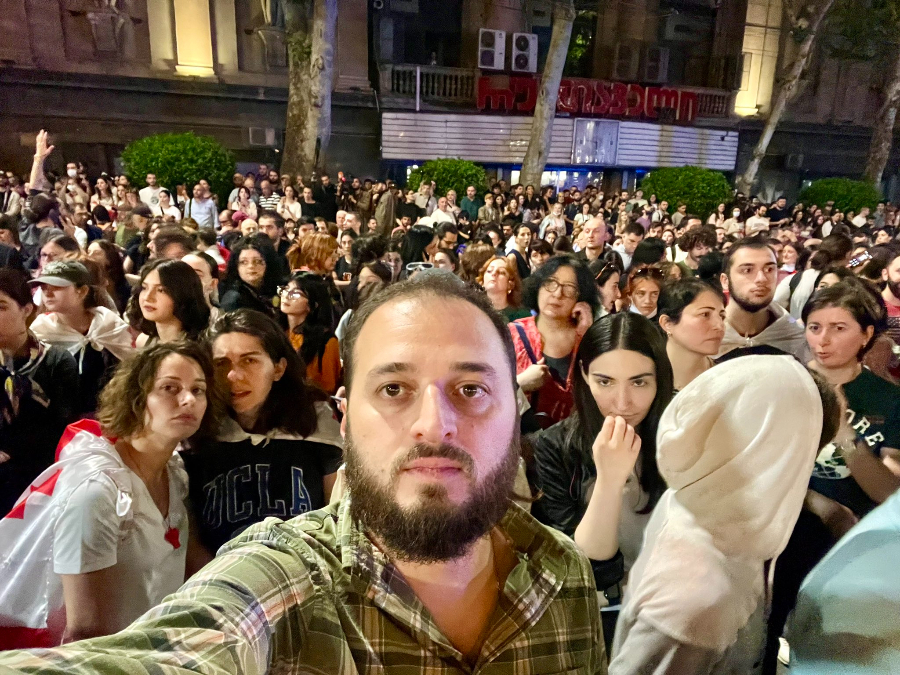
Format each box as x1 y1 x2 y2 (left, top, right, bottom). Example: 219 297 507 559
406 262 434 272
631 265 665 280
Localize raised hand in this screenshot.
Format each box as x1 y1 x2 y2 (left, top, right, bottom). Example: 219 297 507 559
35 130 55 161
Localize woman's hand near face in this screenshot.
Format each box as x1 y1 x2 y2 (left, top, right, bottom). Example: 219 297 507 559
571 301 593 337
592 415 641 489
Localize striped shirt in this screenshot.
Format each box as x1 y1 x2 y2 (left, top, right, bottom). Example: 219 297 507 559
0 497 606 674
258 194 281 211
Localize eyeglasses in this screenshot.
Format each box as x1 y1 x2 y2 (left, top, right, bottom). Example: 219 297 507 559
277 286 307 300
239 258 266 268
541 278 579 298
406 262 434 272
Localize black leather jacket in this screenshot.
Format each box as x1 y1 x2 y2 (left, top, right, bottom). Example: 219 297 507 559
526 416 624 592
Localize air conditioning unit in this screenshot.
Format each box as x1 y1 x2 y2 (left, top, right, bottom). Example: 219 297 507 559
612 42 640 80
478 28 506 70
511 33 538 72
249 127 279 147
643 46 669 83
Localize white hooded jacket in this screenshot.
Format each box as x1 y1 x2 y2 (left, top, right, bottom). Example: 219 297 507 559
610 356 824 674
718 302 810 363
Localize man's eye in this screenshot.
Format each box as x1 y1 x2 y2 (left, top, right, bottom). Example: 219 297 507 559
459 384 487 398
381 383 404 397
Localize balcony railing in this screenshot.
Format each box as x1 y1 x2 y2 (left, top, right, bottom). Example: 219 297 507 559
682 87 734 118
379 64 479 104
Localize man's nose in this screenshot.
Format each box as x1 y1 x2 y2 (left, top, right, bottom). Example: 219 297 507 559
409 385 457 445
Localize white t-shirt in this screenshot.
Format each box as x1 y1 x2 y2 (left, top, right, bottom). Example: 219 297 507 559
0 422 188 649
139 185 164 208
152 204 182 220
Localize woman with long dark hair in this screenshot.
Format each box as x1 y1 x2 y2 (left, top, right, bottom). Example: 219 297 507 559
127 259 211 345
528 313 674 575
183 309 342 558
86 239 131 314
219 234 284 317
399 224 438 269
279 271 341 394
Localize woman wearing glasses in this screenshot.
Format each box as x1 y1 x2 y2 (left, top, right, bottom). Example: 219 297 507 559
219 234 284 317
279 272 341 394
625 265 665 323
399 225 439 275
510 255 599 428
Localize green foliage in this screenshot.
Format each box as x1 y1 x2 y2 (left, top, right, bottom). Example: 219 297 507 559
121 133 235 202
827 0 900 61
407 159 489 202
638 167 733 219
564 11 596 77
799 178 881 212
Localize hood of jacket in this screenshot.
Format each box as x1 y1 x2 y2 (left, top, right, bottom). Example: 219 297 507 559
720 301 809 362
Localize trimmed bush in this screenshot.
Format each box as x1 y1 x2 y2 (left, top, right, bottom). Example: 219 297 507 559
121 132 235 203
407 159 489 202
799 178 880 214
639 166 733 220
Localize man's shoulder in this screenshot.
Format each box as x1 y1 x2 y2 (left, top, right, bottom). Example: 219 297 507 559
221 502 344 560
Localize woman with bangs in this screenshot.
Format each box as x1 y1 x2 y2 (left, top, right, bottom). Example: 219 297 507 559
126 259 211 346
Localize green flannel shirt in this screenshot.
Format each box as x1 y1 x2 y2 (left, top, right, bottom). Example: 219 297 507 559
0 497 606 675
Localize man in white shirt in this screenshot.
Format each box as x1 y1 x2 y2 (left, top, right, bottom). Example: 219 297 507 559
851 206 869 228
651 200 669 223
745 205 771 236
431 197 456 225
0 174 22 217
415 182 437 216
138 173 165 209
183 183 218 230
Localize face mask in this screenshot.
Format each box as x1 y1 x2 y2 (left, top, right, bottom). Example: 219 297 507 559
67 169 78 178
733 211 741 218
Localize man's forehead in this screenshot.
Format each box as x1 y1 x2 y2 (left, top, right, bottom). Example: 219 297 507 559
356 296 510 367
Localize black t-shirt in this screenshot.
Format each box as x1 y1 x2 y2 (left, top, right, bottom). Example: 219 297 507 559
809 368 900 516
183 430 343 553
0 345 79 515
335 256 353 280
544 353 572 382
76 345 120 416
397 202 424 222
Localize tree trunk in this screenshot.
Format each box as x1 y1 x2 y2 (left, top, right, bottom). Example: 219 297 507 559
281 0 337 179
519 0 576 188
864 47 900 186
736 0 836 195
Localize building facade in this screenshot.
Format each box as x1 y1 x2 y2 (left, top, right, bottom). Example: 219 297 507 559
1 0 897 198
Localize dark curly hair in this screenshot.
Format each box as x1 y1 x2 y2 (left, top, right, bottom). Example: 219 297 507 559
522 254 599 315
223 234 284 298
97 341 225 447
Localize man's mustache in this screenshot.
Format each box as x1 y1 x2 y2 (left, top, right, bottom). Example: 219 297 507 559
390 443 476 479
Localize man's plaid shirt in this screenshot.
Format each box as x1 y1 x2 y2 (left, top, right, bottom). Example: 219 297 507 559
0 497 606 674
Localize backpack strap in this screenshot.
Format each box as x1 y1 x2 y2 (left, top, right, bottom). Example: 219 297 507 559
788 270 803 298
513 322 538 364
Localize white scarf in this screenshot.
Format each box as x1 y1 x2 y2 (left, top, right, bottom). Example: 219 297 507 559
618 355 822 653
30 307 134 372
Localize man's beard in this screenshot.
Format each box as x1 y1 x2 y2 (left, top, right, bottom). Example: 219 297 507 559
728 279 772 314
887 277 900 300
344 428 521 564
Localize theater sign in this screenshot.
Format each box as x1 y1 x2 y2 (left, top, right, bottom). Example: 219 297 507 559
477 75 704 125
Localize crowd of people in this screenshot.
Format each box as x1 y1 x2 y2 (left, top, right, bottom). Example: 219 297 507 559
0 129 898 674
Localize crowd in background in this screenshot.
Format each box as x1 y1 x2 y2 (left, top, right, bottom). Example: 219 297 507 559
0 129 898 674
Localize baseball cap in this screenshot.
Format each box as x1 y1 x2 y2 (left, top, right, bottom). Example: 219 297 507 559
28 261 91 287
132 203 153 218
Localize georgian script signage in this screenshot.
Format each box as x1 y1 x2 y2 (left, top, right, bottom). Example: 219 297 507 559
477 75 700 124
